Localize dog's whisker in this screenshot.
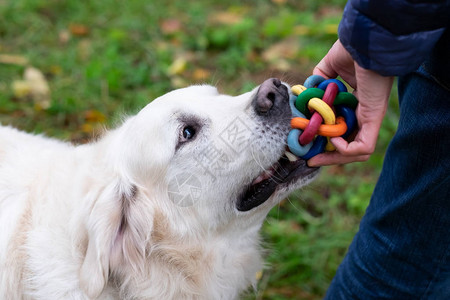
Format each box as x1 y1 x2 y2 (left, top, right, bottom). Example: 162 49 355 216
250 148 266 173
285 194 304 213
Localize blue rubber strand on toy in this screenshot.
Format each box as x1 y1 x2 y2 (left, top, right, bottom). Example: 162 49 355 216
317 79 348 92
336 106 357 138
301 136 327 160
287 129 313 157
289 94 307 118
303 75 325 88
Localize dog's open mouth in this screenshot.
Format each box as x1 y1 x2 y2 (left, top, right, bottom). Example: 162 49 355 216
236 150 318 211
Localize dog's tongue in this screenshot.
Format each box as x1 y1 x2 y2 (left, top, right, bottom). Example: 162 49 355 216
251 167 276 185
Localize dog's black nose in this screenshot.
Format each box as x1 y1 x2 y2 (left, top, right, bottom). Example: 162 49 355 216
254 78 288 115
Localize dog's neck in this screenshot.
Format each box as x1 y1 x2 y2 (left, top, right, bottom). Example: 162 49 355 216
108 210 263 299
74 134 264 299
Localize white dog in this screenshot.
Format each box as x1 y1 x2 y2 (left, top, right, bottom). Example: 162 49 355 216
0 78 319 299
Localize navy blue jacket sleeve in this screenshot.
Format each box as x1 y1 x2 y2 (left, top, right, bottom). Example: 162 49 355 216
339 0 450 76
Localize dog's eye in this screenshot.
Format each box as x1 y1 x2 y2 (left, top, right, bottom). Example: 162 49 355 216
176 115 203 150
182 126 196 140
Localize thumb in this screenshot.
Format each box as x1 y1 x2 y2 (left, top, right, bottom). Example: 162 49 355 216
313 54 337 79
312 40 357 88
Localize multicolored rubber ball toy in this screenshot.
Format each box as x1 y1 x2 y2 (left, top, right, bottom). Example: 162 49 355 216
287 75 358 160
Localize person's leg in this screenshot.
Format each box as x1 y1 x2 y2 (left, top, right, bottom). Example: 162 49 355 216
325 40 450 299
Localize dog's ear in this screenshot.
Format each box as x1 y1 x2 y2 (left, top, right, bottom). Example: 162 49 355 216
79 179 149 298
109 182 153 275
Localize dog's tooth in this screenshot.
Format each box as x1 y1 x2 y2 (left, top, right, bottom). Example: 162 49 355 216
285 151 298 162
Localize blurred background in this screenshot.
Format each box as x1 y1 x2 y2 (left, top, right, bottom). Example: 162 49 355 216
0 0 400 298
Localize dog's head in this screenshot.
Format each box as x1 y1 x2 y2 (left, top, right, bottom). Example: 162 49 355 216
113 78 318 227
80 78 319 298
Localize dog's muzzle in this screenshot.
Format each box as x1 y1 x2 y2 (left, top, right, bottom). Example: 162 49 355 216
253 78 290 119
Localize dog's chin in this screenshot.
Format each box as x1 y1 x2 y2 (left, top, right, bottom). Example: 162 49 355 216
236 152 319 212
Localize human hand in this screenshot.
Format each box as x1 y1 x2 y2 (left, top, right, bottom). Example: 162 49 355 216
307 40 394 167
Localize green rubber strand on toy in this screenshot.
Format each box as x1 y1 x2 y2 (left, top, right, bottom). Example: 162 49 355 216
295 88 324 117
334 92 358 109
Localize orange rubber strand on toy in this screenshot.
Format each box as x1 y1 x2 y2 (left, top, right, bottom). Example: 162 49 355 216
291 116 348 137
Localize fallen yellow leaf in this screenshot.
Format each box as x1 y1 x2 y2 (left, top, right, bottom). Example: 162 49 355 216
77 39 91 61
24 67 51 109
167 58 187 76
69 24 89 36
325 24 339 34
262 37 300 62
12 80 31 98
171 76 187 88
255 270 263 281
84 110 106 123
208 11 243 25
50 65 62 75
81 123 94 133
192 68 211 81
293 25 310 36
0 54 29 66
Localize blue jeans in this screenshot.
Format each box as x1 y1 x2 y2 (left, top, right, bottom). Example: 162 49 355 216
325 32 450 299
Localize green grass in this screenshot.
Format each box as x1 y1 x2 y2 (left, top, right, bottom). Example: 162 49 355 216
0 0 399 299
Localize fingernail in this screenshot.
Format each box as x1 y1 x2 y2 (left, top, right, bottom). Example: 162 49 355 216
307 159 317 168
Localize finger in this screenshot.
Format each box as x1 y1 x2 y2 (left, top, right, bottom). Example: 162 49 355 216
330 123 378 156
306 134 375 167
307 151 370 167
330 140 375 157
313 41 358 89
313 56 337 79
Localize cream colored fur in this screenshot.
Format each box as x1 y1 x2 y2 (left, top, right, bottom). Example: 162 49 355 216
0 85 317 299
